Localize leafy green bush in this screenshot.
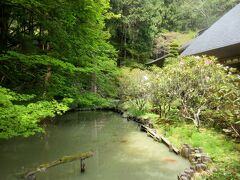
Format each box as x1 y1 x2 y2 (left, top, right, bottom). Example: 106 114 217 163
0 86 72 139
149 56 240 128
75 93 113 108
168 43 179 57
119 67 150 111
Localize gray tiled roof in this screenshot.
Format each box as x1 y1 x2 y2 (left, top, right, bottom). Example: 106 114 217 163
181 4 240 58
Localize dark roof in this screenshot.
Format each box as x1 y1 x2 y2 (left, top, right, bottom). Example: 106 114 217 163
181 4 240 59
179 40 193 53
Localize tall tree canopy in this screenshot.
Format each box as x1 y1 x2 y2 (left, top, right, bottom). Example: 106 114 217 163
0 0 118 98
174 0 240 31
0 0 119 138
108 0 240 65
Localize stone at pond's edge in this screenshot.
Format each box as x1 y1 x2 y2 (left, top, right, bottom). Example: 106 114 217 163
178 144 212 180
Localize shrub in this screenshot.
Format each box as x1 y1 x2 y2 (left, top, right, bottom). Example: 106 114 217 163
75 93 113 108
0 86 72 139
119 67 150 111
149 56 239 129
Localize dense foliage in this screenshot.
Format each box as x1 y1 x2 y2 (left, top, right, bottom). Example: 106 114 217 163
119 57 240 179
0 0 240 178
0 0 118 98
119 68 150 112
0 0 118 138
108 0 166 65
119 56 240 130
150 57 240 128
108 0 240 64
174 0 240 31
0 86 72 138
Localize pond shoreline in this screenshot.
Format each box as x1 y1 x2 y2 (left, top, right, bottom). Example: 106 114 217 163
71 107 213 180
115 108 213 180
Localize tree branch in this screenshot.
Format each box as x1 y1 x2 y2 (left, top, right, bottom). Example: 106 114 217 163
17 152 94 179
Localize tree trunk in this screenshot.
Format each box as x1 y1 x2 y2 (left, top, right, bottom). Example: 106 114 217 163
91 72 97 93
43 65 52 97
0 4 10 52
123 24 127 62
159 106 162 118
193 108 201 128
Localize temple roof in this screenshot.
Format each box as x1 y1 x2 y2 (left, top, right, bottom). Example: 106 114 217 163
181 4 240 59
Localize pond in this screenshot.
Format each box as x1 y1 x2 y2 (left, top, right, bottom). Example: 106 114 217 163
0 111 190 180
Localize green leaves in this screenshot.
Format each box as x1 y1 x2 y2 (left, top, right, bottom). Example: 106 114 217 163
147 56 240 127
0 0 118 99
119 68 150 111
0 51 92 73
108 0 166 64
0 86 73 139
173 0 240 31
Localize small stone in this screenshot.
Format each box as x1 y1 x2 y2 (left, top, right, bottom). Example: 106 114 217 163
223 129 232 133
180 147 187 157
195 150 200 153
188 169 195 177
189 153 195 160
195 153 202 158
195 164 202 172
200 163 207 171
198 147 203 153
190 166 195 171
189 148 195 153
180 175 190 180
184 169 194 177
180 172 188 177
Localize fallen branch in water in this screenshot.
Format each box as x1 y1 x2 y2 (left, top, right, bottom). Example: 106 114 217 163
140 125 179 154
17 151 94 180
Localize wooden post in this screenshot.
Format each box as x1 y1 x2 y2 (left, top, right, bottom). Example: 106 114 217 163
26 173 36 180
80 159 85 173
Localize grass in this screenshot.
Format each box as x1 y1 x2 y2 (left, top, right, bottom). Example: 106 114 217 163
172 31 196 46
155 123 240 179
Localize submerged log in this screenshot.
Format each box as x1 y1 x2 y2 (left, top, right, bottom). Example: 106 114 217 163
18 152 94 180
140 125 179 154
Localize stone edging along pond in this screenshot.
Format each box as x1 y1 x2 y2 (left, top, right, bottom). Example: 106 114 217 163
112 108 213 180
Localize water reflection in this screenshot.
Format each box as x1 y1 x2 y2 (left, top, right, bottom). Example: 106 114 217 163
0 111 189 180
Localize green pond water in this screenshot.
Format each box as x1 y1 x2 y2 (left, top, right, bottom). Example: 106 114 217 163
0 111 190 180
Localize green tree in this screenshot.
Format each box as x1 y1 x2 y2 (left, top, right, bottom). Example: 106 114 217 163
109 0 167 65
149 56 240 129
174 0 240 31
0 0 119 138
